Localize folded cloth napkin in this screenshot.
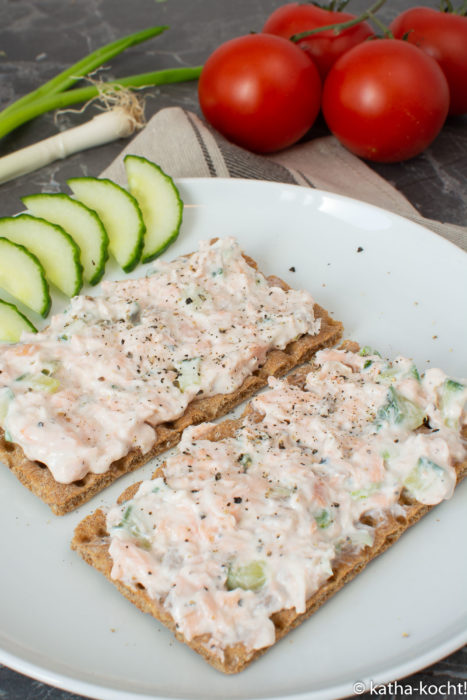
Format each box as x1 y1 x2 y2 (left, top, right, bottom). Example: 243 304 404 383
101 106 466 252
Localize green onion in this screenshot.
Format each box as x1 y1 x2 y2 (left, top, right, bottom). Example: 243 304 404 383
0 26 203 183
0 25 169 120
0 66 203 140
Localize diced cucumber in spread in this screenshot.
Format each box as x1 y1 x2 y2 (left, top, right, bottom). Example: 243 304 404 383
0 387 14 425
226 560 266 592
124 155 183 263
238 453 252 471
438 378 467 430
0 299 36 343
0 238 51 317
16 372 60 393
112 505 152 550
379 363 420 383
68 177 144 273
22 193 109 286
359 346 381 357
151 477 169 494
314 508 333 529
266 484 293 499
404 456 445 501
174 357 201 393
376 386 425 432
0 215 83 297
350 482 381 500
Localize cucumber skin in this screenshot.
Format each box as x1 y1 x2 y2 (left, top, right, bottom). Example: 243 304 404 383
67 177 145 273
0 215 83 298
0 238 51 317
22 193 109 286
0 299 37 341
124 155 183 264
142 227 181 264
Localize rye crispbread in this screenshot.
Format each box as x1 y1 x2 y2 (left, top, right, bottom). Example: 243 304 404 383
0 253 342 515
71 349 467 673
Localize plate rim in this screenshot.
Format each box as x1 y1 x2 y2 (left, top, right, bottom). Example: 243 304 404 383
1 176 466 700
176 176 467 259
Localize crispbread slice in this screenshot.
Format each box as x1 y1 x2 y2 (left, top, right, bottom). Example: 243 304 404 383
0 251 342 515
71 358 467 673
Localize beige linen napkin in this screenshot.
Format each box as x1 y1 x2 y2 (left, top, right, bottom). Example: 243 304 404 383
102 106 466 252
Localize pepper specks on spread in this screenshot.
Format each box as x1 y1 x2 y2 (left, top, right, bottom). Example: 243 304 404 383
0 238 319 483
107 348 466 658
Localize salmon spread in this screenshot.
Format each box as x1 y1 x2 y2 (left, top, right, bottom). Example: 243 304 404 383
106 348 466 658
0 238 320 483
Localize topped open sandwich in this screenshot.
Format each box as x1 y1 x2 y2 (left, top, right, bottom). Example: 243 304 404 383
0 237 342 514
72 342 467 673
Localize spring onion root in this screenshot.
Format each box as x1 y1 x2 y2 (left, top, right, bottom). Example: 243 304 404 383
0 94 144 184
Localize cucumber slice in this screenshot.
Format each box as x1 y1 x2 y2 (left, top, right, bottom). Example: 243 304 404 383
0 299 37 343
124 155 183 263
0 238 51 317
0 215 83 297
22 193 109 286
68 177 144 273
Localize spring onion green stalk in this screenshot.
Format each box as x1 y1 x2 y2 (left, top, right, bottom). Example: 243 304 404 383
0 25 169 120
0 66 203 140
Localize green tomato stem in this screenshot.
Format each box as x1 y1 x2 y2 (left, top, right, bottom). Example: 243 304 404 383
291 0 387 41
440 0 454 11
443 0 467 14
0 66 203 140
366 10 393 38
0 25 169 120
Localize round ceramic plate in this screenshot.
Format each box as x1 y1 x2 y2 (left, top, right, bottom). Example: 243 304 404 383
1 178 466 700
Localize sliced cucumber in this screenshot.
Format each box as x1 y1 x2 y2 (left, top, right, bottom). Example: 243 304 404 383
0 238 51 317
0 299 36 343
0 215 83 297
68 177 144 273
124 155 183 263
22 193 109 286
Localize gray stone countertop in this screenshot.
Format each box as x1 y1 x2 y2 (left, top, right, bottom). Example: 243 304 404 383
0 0 465 698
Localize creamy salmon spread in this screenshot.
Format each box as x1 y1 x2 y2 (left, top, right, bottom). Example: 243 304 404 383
107 347 466 658
0 238 320 483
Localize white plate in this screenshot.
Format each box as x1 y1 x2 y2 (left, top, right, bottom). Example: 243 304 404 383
1 178 466 700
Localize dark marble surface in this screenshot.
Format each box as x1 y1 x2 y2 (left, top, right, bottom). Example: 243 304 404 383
0 1 465 698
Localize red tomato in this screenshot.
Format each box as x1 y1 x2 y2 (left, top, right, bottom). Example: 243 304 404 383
390 7 467 116
198 34 321 153
262 2 374 80
322 39 450 163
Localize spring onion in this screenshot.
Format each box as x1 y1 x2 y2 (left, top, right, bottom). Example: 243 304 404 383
0 25 168 121
0 66 203 141
0 26 203 183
